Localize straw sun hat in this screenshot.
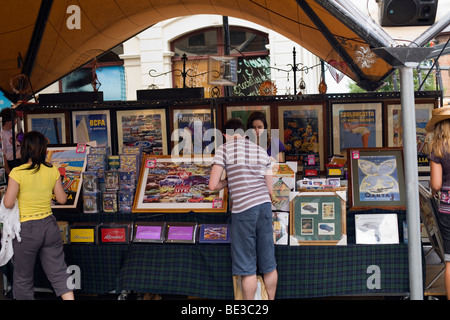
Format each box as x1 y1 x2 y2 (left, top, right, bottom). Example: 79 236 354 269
425 106 450 132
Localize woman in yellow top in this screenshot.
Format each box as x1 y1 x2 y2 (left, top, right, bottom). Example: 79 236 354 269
3 131 74 300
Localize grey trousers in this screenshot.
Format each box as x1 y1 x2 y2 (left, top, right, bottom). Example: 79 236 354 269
12 215 72 300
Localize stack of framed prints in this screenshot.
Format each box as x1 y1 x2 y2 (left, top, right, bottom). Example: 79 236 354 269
132 155 227 213
271 162 297 212
271 162 297 245
289 189 347 245
347 147 406 211
418 184 445 260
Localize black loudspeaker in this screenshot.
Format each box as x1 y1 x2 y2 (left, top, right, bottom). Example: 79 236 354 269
378 0 438 26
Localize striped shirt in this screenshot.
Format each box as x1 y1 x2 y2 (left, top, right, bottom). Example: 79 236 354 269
213 137 272 213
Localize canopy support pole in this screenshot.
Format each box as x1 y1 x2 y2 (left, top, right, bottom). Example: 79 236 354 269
399 63 423 300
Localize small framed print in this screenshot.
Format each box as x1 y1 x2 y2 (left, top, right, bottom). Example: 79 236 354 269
290 189 346 245
198 224 231 244
24 111 69 144
69 224 98 244
132 222 166 243
99 224 131 245
165 222 198 244
355 213 399 244
347 147 406 211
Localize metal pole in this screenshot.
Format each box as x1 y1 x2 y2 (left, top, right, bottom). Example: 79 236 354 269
399 63 423 300
222 16 231 97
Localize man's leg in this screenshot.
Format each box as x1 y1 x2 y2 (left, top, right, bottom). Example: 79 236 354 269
256 203 278 299
241 275 257 300
263 269 278 300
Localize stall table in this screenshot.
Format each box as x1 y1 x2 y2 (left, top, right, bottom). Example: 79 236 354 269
56 243 411 299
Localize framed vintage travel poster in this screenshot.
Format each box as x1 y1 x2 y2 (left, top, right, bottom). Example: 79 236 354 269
46 146 89 209
171 108 216 156
132 155 227 213
24 111 69 144
347 147 406 211
72 110 111 147
332 103 382 157
386 103 433 172
278 104 324 170
116 108 167 155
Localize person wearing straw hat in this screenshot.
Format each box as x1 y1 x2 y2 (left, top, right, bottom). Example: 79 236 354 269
426 106 450 299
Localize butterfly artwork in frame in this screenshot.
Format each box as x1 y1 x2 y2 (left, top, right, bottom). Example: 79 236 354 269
347 147 406 211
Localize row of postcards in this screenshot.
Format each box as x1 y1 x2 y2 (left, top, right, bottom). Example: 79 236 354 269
58 221 230 245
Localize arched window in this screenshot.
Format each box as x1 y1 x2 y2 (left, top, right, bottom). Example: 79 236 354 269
171 26 270 97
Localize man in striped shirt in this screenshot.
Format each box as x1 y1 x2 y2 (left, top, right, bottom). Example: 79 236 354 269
209 118 277 300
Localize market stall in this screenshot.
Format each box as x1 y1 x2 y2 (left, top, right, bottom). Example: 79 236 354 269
7 91 438 299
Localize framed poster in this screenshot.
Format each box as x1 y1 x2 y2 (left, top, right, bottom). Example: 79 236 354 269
72 110 111 147
24 111 69 144
171 108 216 156
132 155 227 213
116 109 167 155
332 103 382 157
225 105 271 130
386 103 433 172
278 105 324 170
347 147 406 211
290 190 346 245
46 146 89 209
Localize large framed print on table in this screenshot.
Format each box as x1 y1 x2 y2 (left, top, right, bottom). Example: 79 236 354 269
171 108 216 155
332 103 382 157
347 147 406 211
46 146 89 209
225 105 271 131
72 110 111 147
386 103 433 172
290 189 347 245
278 105 324 170
116 109 167 155
24 111 69 144
132 155 227 213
